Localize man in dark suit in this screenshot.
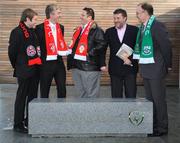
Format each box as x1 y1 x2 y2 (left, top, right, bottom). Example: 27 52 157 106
105 9 138 98
36 4 68 98
8 8 41 133
135 2 172 136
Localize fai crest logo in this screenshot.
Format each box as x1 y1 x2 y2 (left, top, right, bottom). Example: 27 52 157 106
129 111 144 126
27 45 36 57
143 46 151 55
79 45 85 53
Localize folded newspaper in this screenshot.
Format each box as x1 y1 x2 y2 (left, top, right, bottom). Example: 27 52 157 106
116 43 133 60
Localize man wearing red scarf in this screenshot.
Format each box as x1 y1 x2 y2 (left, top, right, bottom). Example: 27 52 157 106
68 7 107 98
8 9 41 133
36 4 68 98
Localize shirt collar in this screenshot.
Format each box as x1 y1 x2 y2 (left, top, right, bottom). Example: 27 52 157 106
49 20 56 27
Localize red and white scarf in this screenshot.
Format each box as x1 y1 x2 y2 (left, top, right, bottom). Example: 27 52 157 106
19 22 42 66
69 21 94 61
44 19 68 61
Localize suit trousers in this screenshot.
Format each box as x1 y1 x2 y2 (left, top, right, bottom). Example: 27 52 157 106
40 60 66 98
110 74 137 98
143 78 168 133
72 69 101 98
14 75 39 127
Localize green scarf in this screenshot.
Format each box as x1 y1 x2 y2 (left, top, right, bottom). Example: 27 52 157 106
133 15 155 64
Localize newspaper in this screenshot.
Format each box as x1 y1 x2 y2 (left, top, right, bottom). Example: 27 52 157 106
116 43 133 60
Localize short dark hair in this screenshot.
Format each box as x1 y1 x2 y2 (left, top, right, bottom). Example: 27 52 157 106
113 8 127 18
45 4 59 19
138 2 154 15
83 7 95 20
20 8 38 22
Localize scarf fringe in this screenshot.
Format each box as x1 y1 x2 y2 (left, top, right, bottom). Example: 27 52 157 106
139 57 155 64
74 54 87 61
133 54 140 60
58 50 70 56
46 55 57 61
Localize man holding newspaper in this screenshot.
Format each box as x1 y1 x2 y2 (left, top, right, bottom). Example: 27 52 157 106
105 8 138 98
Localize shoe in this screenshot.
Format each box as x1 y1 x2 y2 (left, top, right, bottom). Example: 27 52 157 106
13 125 28 133
148 131 168 137
24 121 28 128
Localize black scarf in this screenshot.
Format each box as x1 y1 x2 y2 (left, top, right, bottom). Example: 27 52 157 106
19 22 42 66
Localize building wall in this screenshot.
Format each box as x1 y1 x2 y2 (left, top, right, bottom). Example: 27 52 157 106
0 0 179 85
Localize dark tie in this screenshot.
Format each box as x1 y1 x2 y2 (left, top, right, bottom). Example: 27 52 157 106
141 25 145 35
139 25 145 47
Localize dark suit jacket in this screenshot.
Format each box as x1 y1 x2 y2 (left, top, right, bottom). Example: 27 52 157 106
35 23 64 65
105 24 139 77
8 26 39 79
139 20 172 79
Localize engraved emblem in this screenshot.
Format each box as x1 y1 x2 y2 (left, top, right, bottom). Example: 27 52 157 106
129 111 144 126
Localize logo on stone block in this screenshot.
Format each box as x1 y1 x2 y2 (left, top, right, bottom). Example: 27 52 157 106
129 111 144 126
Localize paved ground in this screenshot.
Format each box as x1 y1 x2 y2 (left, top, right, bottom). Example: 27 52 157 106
0 84 180 143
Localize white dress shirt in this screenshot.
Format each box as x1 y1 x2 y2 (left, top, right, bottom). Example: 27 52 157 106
49 21 57 48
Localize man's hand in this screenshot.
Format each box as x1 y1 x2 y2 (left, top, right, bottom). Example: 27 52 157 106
123 58 132 66
168 68 172 71
100 66 108 72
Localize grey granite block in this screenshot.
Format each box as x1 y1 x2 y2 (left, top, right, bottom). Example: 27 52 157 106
29 98 153 137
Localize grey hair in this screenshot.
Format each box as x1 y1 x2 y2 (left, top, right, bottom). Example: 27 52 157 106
45 4 59 19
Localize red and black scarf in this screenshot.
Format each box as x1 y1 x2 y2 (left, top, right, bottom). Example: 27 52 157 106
19 22 42 66
44 19 68 61
69 21 94 61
